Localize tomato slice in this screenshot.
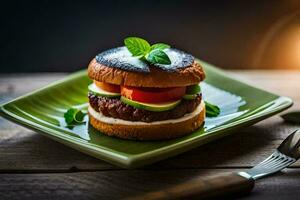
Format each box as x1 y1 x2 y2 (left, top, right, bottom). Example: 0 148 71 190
121 86 186 103
94 81 120 93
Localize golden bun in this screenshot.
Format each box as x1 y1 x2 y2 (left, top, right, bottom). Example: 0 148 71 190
88 58 205 88
88 102 205 140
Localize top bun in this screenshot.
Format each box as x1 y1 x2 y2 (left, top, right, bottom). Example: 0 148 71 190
88 47 205 88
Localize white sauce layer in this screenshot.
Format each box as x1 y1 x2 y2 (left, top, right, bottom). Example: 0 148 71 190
88 100 204 125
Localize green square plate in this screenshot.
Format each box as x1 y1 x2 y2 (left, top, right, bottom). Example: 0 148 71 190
0 60 293 168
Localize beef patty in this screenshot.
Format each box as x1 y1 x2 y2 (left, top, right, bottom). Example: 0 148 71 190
88 93 202 122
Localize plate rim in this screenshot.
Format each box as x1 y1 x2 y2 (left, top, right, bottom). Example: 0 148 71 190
0 62 293 168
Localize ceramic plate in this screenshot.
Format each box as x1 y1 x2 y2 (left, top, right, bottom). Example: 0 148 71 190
0 60 293 168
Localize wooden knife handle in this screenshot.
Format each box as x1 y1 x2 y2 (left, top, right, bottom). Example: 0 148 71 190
125 172 255 200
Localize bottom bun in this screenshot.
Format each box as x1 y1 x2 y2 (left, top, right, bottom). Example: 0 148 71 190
88 101 205 140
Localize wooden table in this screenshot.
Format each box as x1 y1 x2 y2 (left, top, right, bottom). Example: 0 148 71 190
1 71 300 200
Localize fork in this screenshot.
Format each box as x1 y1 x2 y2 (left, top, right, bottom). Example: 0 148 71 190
126 129 300 200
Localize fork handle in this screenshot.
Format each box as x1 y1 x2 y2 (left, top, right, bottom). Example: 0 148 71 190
126 172 255 200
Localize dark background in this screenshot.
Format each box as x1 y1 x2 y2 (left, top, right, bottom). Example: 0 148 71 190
1 0 300 73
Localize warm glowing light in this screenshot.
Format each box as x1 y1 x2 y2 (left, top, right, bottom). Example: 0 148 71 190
272 26 300 69
253 12 300 69
286 27 300 68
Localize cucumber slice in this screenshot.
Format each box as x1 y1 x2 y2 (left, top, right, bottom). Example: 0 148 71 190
183 94 197 100
186 84 201 94
120 96 181 112
88 83 120 98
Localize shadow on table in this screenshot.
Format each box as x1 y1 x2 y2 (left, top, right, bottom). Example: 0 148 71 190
2 116 300 199
145 116 296 169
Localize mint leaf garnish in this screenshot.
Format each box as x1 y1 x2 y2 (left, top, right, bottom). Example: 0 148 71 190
124 37 150 56
124 37 171 65
146 49 171 65
205 101 220 117
150 43 170 51
64 108 86 125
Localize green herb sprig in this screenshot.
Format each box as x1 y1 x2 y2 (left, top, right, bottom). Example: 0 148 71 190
64 108 86 125
124 37 171 65
205 101 220 117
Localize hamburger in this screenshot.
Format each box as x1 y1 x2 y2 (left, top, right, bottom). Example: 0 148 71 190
87 37 206 140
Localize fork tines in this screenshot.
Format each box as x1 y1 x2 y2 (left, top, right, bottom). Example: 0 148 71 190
245 150 296 179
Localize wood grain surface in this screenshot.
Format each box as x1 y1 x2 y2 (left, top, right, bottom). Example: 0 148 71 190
0 71 300 199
